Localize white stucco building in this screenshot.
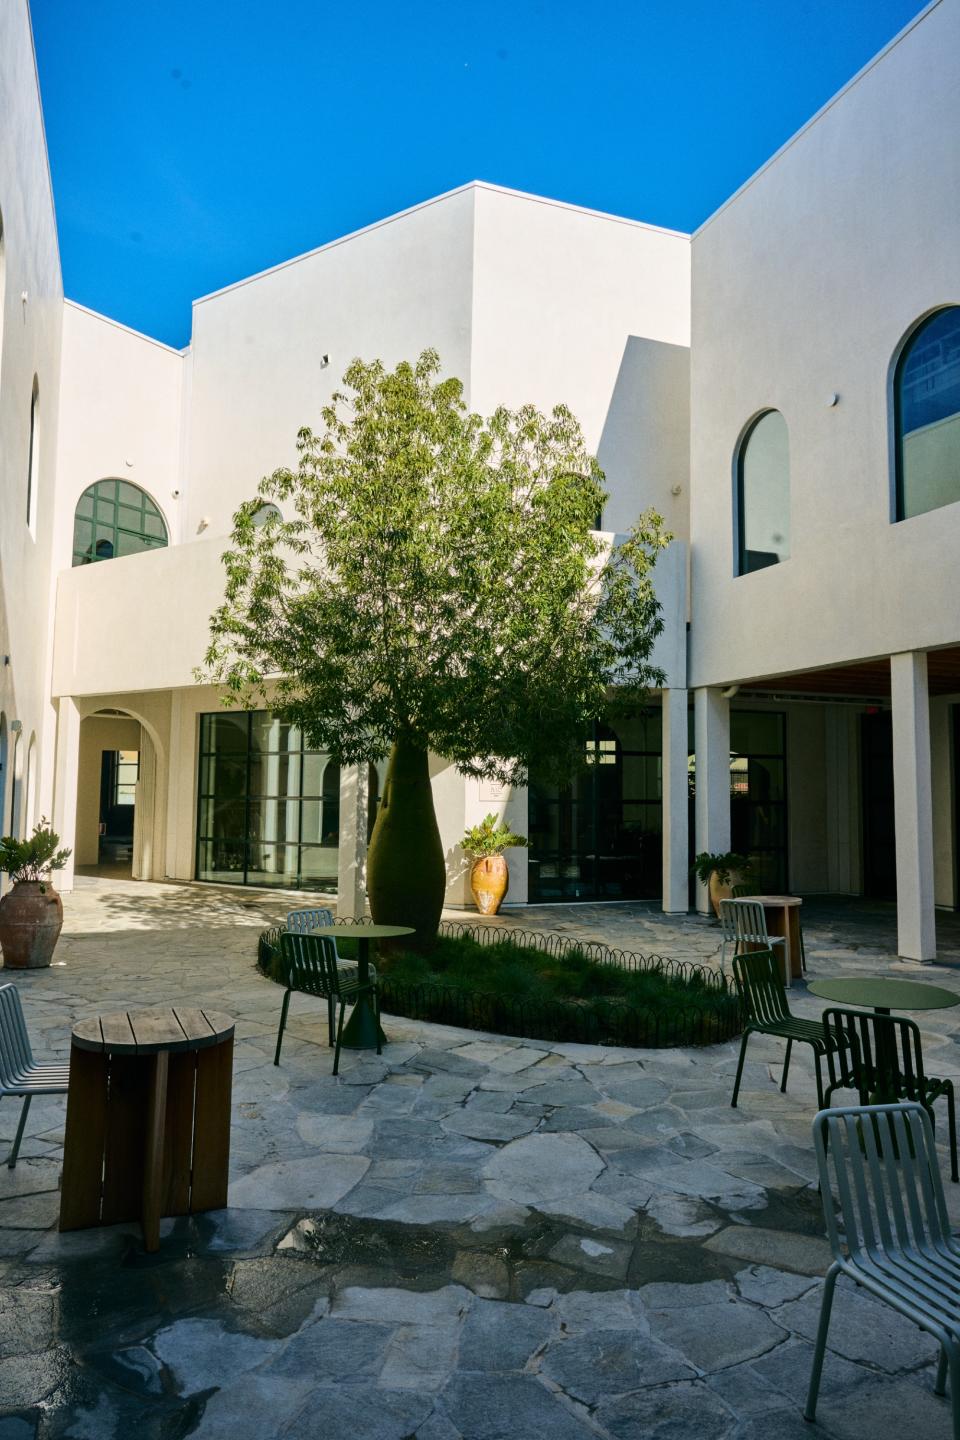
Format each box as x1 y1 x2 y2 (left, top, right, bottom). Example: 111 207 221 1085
2 0 958 959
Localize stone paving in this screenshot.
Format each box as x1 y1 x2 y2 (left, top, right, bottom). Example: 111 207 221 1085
3 879 960 1437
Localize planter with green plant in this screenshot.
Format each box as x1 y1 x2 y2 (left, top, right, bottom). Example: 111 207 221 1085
461 814 528 916
692 851 752 917
0 820 72 969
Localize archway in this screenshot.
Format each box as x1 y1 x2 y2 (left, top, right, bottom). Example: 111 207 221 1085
74 706 166 881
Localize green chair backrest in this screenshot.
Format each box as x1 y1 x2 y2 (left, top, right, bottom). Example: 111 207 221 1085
279 930 343 998
822 1006 927 1100
732 949 790 1027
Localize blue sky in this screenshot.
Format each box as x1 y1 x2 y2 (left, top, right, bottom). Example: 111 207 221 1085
32 0 926 349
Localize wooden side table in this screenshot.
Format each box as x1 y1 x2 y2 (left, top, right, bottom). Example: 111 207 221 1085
59 1006 234 1252
750 896 804 983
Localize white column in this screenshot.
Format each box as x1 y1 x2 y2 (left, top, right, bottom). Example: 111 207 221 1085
891 650 936 962
661 687 689 913
51 697 81 893
694 687 730 915
336 763 369 919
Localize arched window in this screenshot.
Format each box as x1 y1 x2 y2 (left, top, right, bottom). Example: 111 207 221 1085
252 502 281 526
72 479 168 566
736 410 790 576
894 306 960 521
26 377 39 533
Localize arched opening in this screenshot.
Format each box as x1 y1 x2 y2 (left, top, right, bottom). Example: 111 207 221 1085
0 210 6 399
75 711 143 878
735 409 790 575
72 479 168 566
894 306 960 520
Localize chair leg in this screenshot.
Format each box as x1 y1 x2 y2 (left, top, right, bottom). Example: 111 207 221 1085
947 1340 960 1440
731 1030 752 1108
936 1344 949 1398
332 1000 347 1077
7 1094 31 1169
327 995 335 1048
804 1261 840 1422
780 1037 793 1093
813 1049 826 1109
374 990 382 1058
274 989 293 1066
947 1083 958 1183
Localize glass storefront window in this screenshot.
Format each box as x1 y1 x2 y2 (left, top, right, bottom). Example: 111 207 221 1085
196 710 339 890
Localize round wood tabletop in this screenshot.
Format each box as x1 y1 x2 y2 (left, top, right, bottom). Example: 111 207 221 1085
71 1007 235 1055
749 895 803 907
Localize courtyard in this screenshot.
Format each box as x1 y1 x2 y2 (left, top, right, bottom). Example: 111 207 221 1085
2 881 960 1437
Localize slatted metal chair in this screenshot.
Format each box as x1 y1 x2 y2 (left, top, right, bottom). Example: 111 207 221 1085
806 1102 960 1436
730 950 846 1108
274 930 380 1075
731 885 808 972
822 1006 958 1182
718 898 788 981
286 907 374 982
0 982 70 1168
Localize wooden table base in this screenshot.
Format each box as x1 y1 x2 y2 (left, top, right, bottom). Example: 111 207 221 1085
60 1012 233 1252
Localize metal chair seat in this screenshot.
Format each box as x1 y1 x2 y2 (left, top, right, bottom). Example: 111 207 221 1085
0 982 70 1168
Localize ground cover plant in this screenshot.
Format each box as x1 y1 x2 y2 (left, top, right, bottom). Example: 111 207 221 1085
258 922 741 1048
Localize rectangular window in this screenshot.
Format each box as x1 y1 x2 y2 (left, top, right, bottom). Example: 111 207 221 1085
196 710 339 891
114 750 139 806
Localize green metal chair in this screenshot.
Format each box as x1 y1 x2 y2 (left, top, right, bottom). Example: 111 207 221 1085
822 1006 958 1182
806 1103 960 1437
730 950 846 1108
274 931 380 1075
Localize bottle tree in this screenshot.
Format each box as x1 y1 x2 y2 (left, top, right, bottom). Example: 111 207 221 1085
201 350 668 947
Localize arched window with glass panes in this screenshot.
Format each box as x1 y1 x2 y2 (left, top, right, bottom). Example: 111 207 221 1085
894 306 960 521
72 479 168 566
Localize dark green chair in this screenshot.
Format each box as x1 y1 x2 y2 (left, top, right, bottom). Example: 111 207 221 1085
274 931 380 1075
730 950 846 1108
822 1005 958 1182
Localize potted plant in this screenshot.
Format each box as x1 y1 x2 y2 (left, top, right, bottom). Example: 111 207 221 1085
692 851 752 918
0 820 71 969
461 814 528 916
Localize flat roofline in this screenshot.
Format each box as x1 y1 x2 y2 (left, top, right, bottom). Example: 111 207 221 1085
63 299 188 356
694 0 944 237
192 180 690 308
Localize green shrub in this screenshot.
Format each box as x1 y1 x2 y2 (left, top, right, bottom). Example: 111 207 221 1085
257 922 741 1049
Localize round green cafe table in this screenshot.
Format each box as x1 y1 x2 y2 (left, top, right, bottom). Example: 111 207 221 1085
314 923 414 1051
807 977 960 1016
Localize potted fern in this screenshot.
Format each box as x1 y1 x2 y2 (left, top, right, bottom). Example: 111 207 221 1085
0 820 71 968
692 850 752 917
461 814 528 916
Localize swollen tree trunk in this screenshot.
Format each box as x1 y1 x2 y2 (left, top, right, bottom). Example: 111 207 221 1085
366 738 446 950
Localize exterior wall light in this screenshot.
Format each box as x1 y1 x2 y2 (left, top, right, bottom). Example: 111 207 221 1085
826 393 839 407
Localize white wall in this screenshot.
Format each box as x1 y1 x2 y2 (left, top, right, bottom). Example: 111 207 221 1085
689 0 960 689
470 186 691 538
53 303 184 571
184 187 477 541
0 0 64 839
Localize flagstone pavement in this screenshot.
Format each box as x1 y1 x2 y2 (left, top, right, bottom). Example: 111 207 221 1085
3 878 960 1438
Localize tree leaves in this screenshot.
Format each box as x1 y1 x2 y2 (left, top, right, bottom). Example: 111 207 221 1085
200 350 668 785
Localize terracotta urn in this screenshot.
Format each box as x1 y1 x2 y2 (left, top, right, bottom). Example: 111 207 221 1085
0 881 64 969
470 855 509 916
708 868 746 918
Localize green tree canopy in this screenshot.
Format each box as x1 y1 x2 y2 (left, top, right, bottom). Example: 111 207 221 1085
201 350 669 942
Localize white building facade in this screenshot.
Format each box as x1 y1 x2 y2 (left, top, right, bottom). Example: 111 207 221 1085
2 0 959 958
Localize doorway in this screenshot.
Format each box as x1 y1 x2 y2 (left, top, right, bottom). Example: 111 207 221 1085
98 749 139 870
861 711 896 898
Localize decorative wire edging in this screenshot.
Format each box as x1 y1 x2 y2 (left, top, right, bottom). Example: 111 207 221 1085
257 920 742 1050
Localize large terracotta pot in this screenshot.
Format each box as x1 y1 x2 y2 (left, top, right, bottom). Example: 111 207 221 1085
470 855 509 916
0 881 64 969
708 869 746 918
